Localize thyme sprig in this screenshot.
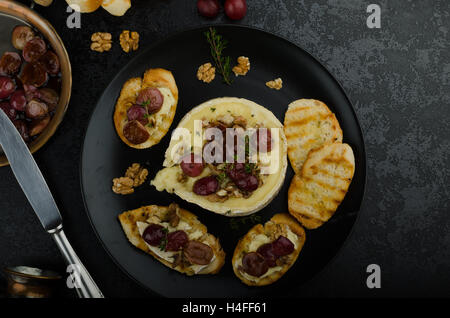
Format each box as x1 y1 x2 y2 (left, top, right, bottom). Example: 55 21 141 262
205 27 233 85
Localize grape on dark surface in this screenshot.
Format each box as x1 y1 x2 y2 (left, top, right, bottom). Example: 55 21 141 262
193 176 219 195
23 37 47 63
142 223 167 247
0 101 17 120
0 76 16 99
197 0 221 18
180 153 204 177
9 90 27 112
224 0 247 20
165 230 188 251
11 25 35 50
0 52 22 76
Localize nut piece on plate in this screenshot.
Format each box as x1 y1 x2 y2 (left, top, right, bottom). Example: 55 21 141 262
232 56 250 76
102 0 131 16
90 32 112 52
125 163 148 187
66 0 103 13
197 62 216 83
112 163 148 195
120 31 139 53
33 0 53 6
266 78 283 90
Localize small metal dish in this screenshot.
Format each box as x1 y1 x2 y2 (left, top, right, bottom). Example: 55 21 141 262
0 0 72 166
3 266 62 298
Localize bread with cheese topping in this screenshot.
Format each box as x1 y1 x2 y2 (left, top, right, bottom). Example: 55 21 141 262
232 213 306 286
118 203 225 275
113 68 178 149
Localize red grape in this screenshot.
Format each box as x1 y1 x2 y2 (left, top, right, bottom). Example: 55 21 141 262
23 37 47 63
142 223 166 247
127 105 148 125
0 101 17 120
197 0 220 18
224 0 247 20
11 26 35 51
193 176 218 195
180 153 204 177
0 76 16 99
9 90 27 112
165 230 189 251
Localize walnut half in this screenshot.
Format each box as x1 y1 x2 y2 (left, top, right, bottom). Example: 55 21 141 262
232 56 250 76
266 78 283 90
112 163 148 195
197 62 216 83
120 30 139 53
91 32 112 52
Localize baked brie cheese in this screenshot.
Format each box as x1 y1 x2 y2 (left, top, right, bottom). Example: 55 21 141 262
113 68 178 149
118 203 225 275
151 97 288 217
232 213 306 286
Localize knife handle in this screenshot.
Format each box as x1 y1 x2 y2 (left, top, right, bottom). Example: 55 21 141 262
50 226 104 298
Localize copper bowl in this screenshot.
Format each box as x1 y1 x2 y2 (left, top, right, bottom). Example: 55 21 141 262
0 0 72 167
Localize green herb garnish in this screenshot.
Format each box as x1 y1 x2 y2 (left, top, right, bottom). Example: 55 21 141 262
210 107 216 112
159 228 169 251
205 27 233 85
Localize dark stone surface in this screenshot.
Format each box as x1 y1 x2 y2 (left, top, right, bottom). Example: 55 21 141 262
0 0 448 298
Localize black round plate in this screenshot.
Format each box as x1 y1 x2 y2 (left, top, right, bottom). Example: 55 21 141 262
81 25 366 297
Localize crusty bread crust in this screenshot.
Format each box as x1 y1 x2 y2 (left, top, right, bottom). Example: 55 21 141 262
113 68 178 149
232 213 306 286
288 143 355 229
118 204 225 275
284 99 343 174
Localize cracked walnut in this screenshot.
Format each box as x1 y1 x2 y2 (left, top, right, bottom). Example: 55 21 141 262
112 163 148 195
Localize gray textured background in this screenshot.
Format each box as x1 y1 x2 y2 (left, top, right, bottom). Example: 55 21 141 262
0 0 448 297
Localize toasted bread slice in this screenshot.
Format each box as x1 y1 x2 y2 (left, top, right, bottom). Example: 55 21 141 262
114 68 178 149
118 204 225 275
232 213 306 286
288 143 355 229
284 99 343 174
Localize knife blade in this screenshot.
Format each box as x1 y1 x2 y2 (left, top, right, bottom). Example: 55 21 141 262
0 110 103 298
0 110 61 231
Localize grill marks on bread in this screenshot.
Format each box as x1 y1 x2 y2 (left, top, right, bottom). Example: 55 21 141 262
288 143 355 229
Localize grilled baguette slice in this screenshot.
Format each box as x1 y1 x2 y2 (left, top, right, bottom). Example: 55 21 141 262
232 213 306 286
288 142 355 229
284 99 343 174
118 204 225 275
114 68 178 149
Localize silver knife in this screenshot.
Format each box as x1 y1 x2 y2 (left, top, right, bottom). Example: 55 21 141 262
0 110 104 298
